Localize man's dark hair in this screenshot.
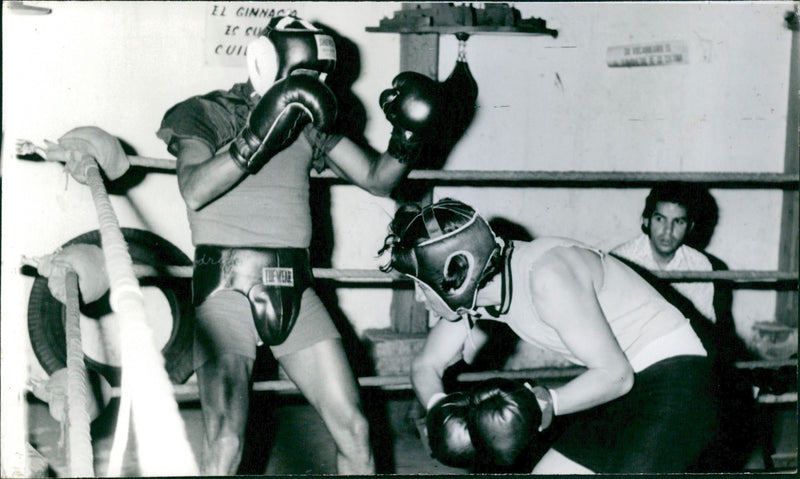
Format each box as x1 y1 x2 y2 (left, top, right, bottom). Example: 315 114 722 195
641 182 700 235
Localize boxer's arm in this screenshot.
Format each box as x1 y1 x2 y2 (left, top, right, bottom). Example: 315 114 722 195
325 137 409 197
462 322 489 365
323 71 443 196
411 318 470 410
530 247 635 416
174 138 245 210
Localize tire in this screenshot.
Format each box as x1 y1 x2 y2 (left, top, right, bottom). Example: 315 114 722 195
27 228 195 386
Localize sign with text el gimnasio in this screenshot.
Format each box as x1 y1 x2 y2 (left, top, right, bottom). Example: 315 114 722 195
204 3 305 68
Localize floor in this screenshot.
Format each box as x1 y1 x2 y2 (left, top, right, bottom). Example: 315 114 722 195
27 389 471 477
26 382 797 476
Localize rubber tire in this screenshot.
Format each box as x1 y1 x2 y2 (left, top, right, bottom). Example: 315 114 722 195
27 228 194 386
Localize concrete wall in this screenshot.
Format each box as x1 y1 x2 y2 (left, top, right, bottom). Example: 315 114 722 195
434 2 794 341
2 1 795 382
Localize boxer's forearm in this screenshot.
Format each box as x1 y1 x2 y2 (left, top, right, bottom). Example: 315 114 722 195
326 138 409 197
410 361 446 411
177 150 245 211
549 366 634 416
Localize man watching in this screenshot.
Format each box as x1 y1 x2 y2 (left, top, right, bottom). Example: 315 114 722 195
612 182 716 323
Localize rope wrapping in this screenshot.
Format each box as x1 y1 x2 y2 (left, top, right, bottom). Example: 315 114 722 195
83 162 198 476
64 271 95 477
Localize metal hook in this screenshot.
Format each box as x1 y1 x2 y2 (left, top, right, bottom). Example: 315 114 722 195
455 33 470 61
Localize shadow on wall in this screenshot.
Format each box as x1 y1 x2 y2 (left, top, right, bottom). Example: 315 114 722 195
685 186 719 251
316 22 369 148
390 47 480 205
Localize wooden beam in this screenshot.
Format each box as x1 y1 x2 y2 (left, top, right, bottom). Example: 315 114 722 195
389 3 441 334
776 10 799 327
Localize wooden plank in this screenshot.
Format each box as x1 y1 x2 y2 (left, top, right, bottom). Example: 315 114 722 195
123 264 798 284
367 26 556 36
776 15 800 328
756 392 798 404
734 359 797 370
310 169 800 188
155 367 587 402
389 3 440 334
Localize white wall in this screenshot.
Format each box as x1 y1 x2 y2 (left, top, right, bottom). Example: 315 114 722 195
2 1 794 384
434 2 794 340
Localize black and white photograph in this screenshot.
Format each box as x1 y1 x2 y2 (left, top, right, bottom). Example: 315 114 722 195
1 1 797 476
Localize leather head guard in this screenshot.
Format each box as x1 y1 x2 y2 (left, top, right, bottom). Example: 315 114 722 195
392 199 500 321
247 15 337 95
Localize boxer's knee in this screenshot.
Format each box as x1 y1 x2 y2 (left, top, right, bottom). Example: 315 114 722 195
198 354 253 426
202 431 245 476
328 400 371 447
198 354 253 475
333 409 374 473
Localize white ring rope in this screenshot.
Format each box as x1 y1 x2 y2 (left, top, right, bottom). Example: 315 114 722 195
64 271 95 477
106 386 131 477
124 264 798 284
15 139 800 187
82 160 199 476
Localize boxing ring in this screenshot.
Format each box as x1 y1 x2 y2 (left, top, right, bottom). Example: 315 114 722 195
13 139 799 476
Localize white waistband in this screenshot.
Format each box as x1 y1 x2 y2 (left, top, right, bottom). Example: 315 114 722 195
629 322 707 372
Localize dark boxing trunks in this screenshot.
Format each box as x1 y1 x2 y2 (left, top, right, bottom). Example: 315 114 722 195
553 355 716 473
193 245 313 346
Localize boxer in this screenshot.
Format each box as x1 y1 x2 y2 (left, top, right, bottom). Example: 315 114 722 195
380 198 718 473
158 15 446 474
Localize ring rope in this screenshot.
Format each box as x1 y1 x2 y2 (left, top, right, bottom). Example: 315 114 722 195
106 387 132 477
22 255 797 284
123 264 798 284
154 361 794 402
16 140 799 187
123 367 590 402
64 271 95 477
317 169 800 188
82 160 199 476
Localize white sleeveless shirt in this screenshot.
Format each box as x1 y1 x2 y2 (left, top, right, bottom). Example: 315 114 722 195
500 238 706 372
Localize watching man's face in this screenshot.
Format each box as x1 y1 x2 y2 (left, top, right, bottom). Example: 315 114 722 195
644 201 691 261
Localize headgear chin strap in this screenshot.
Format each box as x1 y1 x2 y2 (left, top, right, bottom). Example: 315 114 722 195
247 15 337 96
393 200 500 321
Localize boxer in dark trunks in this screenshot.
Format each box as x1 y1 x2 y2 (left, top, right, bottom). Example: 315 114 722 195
380 198 718 473
158 15 444 475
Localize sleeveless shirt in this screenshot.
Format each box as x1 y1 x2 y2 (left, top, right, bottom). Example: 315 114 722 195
501 237 705 372
157 81 340 248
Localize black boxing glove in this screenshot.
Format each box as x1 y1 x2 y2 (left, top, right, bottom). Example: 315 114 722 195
425 392 476 468
468 379 549 467
379 71 442 166
230 74 337 174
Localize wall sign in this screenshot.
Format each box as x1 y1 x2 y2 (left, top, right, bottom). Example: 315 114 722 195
606 41 688 68
204 2 304 67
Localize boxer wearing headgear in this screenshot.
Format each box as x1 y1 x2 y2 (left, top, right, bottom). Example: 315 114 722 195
380 198 717 473
382 198 503 322
157 13 448 475
247 15 337 95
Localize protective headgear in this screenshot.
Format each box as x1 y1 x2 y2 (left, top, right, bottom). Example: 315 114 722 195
247 15 337 96
392 199 500 321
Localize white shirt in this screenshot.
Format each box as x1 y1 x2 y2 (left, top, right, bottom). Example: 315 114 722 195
612 233 716 323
